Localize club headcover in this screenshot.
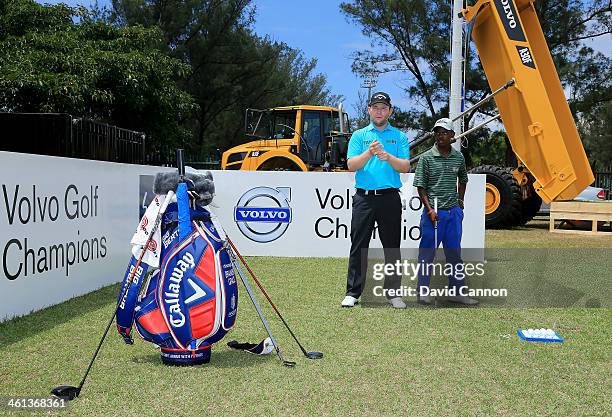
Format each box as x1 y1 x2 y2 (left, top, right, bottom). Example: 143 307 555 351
154 168 215 205
227 338 274 355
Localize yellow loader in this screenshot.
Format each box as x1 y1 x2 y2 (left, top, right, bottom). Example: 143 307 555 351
221 105 350 172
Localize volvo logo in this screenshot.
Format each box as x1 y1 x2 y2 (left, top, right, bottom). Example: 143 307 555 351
494 0 526 42
501 0 516 28
234 187 292 243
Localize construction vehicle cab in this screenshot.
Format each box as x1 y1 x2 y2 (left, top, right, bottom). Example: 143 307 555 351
221 105 350 171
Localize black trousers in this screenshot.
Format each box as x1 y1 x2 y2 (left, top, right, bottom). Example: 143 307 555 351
346 191 402 298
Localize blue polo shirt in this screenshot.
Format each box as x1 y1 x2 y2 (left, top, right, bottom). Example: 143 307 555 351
347 123 410 190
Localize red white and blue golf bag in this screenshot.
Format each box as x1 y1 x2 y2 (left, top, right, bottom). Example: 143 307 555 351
116 170 238 365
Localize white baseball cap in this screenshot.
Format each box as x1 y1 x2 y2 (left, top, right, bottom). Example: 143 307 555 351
432 118 454 132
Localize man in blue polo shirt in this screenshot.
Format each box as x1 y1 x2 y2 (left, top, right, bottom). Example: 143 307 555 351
341 92 410 309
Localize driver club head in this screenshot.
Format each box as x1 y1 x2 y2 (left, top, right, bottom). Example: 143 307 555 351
305 351 323 360
51 385 81 401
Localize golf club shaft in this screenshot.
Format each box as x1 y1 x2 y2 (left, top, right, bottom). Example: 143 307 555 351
75 191 174 393
77 311 117 391
434 197 438 248
227 237 310 356
77 244 148 391
228 250 289 365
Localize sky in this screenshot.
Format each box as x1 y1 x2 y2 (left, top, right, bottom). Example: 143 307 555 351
36 0 420 116
36 0 612 120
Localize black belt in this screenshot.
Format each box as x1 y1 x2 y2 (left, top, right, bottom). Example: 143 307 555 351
356 188 399 196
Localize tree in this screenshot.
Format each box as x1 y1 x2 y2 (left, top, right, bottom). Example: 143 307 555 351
0 0 196 153
111 0 341 154
341 0 612 168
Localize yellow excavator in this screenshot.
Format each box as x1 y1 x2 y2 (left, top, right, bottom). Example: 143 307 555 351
222 0 596 228
221 105 350 172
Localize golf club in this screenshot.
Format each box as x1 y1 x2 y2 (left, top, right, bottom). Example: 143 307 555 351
226 237 323 360
227 245 296 368
51 190 174 401
434 197 438 248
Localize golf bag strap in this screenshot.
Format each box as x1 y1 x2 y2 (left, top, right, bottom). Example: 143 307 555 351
162 206 211 227
177 182 191 240
116 255 149 344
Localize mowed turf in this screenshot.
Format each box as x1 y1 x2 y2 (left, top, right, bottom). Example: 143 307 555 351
0 225 610 416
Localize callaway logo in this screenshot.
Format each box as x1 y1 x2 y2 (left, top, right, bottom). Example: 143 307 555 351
164 252 196 328
373 94 386 100
184 278 207 304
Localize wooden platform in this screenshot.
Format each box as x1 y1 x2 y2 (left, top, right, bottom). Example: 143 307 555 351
550 201 612 235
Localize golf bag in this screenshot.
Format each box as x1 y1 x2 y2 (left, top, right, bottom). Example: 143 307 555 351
116 171 238 365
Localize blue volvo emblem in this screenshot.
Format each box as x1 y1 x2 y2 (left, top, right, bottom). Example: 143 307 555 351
234 187 292 243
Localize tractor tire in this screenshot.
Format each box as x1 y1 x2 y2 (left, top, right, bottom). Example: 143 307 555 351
256 157 304 171
469 165 523 228
518 190 542 225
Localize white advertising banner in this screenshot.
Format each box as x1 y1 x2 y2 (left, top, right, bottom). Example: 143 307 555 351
1 151 485 320
0 151 167 320
203 171 485 257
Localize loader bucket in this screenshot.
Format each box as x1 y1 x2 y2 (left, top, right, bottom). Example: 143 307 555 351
463 0 594 203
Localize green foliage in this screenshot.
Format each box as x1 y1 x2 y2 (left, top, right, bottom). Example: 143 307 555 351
0 0 196 153
466 130 510 168
0 0 340 160
342 0 612 169
580 100 612 172
111 0 341 156
340 0 452 124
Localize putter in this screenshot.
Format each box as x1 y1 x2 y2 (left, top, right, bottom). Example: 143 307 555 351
227 245 296 368
51 190 174 401
227 237 323 360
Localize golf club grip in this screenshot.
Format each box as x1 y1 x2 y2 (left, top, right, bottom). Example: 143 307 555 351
176 149 185 178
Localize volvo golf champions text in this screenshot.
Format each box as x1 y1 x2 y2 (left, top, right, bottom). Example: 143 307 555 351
314 188 423 241
2 184 107 280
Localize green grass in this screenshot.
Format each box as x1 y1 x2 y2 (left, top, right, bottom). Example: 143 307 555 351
487 218 612 248
0 222 610 416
